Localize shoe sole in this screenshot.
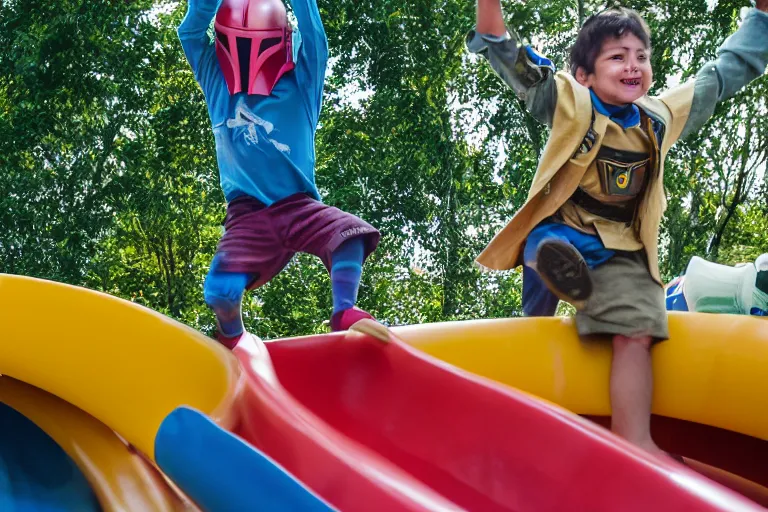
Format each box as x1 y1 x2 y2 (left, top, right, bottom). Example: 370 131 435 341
349 319 391 343
535 240 593 310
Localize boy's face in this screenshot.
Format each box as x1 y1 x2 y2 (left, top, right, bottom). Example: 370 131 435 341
576 33 652 105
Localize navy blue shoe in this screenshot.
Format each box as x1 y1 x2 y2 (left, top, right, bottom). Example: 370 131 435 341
535 239 593 310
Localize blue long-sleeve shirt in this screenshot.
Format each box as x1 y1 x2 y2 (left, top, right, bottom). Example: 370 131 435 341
177 0 328 205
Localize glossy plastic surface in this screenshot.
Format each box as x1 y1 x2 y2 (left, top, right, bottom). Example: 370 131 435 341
233 331 761 511
393 315 768 441
0 274 240 460
0 401 100 511
0 376 190 511
1 274 764 511
394 316 768 503
156 406 334 511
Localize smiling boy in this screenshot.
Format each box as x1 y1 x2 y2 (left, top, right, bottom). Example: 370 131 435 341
469 3 768 458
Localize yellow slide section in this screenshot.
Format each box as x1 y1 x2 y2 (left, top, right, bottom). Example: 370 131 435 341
0 376 191 511
0 274 241 459
394 314 768 441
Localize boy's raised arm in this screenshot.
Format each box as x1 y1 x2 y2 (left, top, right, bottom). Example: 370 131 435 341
468 0 557 126
677 6 768 140
477 0 508 37
177 0 222 69
286 0 328 61
285 0 328 122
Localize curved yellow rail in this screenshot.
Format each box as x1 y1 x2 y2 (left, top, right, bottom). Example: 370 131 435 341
0 274 241 459
393 313 768 441
0 376 192 511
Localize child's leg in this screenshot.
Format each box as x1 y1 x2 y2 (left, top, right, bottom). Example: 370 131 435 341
330 238 364 315
331 237 389 341
328 238 389 340
276 194 382 336
522 224 572 313
522 265 559 316
523 222 612 310
203 254 255 348
573 250 670 458
208 195 297 348
610 334 663 456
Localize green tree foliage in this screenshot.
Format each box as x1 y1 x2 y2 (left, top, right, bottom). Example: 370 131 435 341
1 0 765 338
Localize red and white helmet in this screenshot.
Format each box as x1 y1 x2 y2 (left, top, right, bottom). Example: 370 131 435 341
214 0 295 96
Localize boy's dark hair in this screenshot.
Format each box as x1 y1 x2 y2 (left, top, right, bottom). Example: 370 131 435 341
569 7 652 76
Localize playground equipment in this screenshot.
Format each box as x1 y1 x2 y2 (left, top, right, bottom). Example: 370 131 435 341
0 273 765 510
395 315 768 506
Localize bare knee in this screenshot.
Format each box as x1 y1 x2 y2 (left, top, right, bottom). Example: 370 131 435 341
612 334 652 351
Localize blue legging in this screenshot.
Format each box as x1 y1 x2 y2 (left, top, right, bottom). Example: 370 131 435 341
203 238 365 337
203 254 254 338
329 238 364 314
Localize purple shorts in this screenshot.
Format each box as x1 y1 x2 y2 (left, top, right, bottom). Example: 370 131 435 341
216 194 380 288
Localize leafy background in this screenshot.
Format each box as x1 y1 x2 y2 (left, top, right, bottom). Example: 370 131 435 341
1 0 765 338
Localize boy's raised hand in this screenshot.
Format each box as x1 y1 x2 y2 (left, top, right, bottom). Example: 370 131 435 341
476 0 509 37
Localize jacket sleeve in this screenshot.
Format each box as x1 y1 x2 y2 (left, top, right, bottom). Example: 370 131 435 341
466 29 558 127
679 8 768 140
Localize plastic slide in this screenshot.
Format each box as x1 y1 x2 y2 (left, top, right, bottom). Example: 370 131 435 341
394 316 768 505
0 377 189 511
0 274 328 511
0 273 765 510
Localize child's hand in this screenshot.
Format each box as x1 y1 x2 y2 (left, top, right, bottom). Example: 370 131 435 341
757 0 768 12
476 0 509 37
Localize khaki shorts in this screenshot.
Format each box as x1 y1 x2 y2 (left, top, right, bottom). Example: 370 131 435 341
576 251 669 341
